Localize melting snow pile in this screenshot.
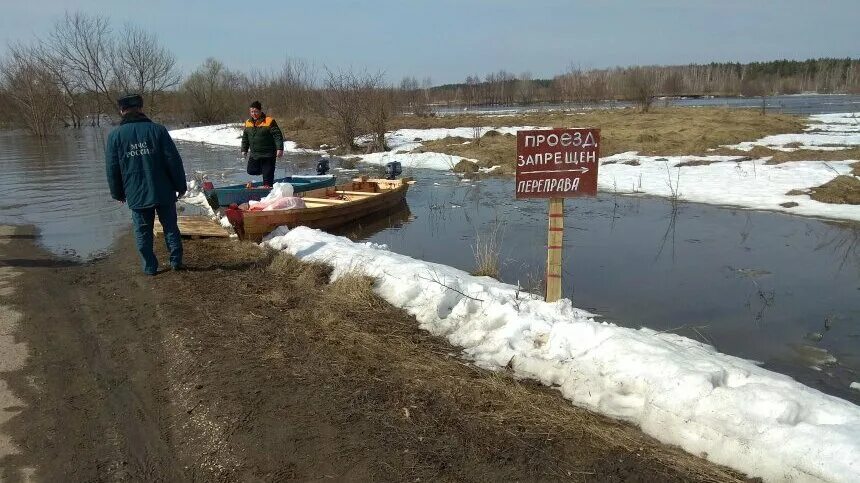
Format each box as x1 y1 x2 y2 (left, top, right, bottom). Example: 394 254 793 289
603 112 860 221
179 179 215 215
600 154 859 222
724 112 860 151
168 124 319 153
263 226 860 483
350 126 548 170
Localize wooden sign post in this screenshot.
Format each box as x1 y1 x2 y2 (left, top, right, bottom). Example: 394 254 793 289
515 128 600 302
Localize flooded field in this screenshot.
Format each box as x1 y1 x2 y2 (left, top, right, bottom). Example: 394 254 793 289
436 93 860 116
0 127 858 403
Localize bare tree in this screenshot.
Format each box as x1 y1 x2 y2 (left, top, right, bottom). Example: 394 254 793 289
33 43 85 127
0 44 63 137
182 58 244 123
45 12 117 123
661 70 685 97
250 58 320 119
112 24 180 117
399 75 431 117
516 71 535 104
623 67 658 112
321 68 372 152
421 76 433 109
360 79 398 152
280 58 319 116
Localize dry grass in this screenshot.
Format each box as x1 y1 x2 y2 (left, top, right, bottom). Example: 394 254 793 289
675 159 722 167
421 135 517 174
278 114 338 150
452 158 479 173
809 175 860 204
259 251 744 482
267 251 332 286
714 146 860 164
471 221 505 278
170 238 748 481
276 107 806 163
397 107 804 172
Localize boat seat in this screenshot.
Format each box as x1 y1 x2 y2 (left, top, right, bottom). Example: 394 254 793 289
335 190 382 196
302 197 349 205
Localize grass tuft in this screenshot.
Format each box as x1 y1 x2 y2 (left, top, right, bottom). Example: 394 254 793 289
471 221 505 278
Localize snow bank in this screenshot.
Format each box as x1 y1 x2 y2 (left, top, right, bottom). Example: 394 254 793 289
169 124 322 153
725 133 860 152
809 113 860 125
178 179 213 215
364 126 544 151
349 126 547 170
725 112 860 151
264 227 860 482
602 113 860 222
600 153 860 222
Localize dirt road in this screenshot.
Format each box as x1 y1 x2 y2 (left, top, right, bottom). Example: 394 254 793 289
0 226 749 482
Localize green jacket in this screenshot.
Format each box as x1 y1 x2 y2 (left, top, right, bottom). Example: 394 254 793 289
241 114 284 158
105 112 187 209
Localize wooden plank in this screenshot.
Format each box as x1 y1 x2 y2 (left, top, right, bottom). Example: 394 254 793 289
335 190 382 197
301 197 349 205
155 215 230 238
545 198 563 302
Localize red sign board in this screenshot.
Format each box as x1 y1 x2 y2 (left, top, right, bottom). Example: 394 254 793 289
515 128 600 199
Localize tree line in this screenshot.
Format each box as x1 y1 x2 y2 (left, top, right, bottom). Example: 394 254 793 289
428 59 860 110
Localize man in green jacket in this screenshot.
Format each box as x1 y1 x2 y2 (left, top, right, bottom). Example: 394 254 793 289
241 100 284 187
106 94 187 275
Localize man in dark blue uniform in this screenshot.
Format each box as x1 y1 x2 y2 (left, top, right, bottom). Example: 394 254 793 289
106 94 187 275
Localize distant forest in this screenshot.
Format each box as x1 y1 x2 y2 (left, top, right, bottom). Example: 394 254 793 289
426 58 860 106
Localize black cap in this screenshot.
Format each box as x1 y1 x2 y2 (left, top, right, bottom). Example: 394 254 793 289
249 100 262 110
118 94 143 110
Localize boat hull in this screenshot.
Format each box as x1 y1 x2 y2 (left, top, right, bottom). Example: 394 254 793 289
232 178 413 241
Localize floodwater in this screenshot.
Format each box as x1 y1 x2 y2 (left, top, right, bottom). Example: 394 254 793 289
435 93 860 116
350 174 860 403
0 120 858 404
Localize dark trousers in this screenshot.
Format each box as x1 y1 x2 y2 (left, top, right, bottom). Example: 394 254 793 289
131 203 183 274
247 156 276 186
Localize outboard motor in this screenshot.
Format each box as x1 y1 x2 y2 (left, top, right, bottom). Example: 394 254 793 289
316 158 330 175
385 161 402 180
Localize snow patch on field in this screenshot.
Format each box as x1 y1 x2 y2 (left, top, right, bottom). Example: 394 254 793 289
600 154 859 222
169 124 323 154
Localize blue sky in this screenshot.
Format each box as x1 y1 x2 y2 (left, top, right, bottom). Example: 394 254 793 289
1 0 858 84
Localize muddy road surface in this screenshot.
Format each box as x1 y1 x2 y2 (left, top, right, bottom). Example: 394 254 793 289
0 226 748 482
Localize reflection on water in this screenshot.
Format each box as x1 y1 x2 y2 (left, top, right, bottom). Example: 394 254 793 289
0 128 127 258
0 128 858 404
332 201 413 239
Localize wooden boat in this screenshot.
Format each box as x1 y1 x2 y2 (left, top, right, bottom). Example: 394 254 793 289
204 175 336 209
225 177 414 241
